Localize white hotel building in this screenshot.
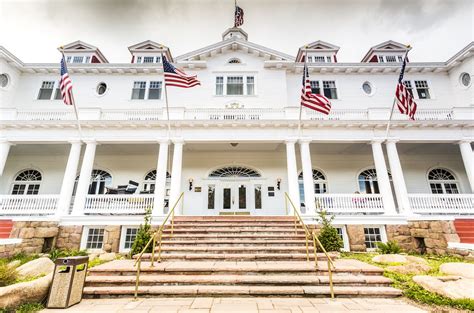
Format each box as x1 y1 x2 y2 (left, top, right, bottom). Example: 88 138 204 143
0 28 473 255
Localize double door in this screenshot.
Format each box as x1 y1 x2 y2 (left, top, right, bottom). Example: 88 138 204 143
222 182 249 211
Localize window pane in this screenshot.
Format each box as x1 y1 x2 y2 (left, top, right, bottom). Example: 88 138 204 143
310 81 320 94
215 77 224 95
132 81 146 100
364 227 382 249
73 56 84 63
149 81 162 99
254 185 262 209
323 81 337 99
226 76 243 95
38 81 55 100
143 56 154 63
415 80 430 99
246 76 255 95
207 185 215 209
54 87 62 100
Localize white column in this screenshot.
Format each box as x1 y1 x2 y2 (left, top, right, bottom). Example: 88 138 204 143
371 140 396 214
71 140 97 216
285 139 300 214
153 140 169 216
169 139 184 215
386 140 411 214
299 139 316 213
56 141 82 217
459 140 474 192
0 140 12 176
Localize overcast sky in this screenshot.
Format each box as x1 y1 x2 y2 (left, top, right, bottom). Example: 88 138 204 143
0 0 472 63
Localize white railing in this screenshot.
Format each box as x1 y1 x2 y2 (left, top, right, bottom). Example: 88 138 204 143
101 109 163 121
393 109 453 121
16 110 76 121
309 194 385 214
306 109 369 121
0 195 59 215
409 194 474 214
184 108 285 120
84 194 154 215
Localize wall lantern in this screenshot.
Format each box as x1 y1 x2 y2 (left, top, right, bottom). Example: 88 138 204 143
277 178 282 190
188 178 194 191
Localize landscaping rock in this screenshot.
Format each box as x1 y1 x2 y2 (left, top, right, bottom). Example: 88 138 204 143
413 275 474 300
440 262 474 279
387 262 431 275
0 273 53 309
16 257 54 279
99 252 117 262
7 260 21 268
372 254 407 264
405 255 428 265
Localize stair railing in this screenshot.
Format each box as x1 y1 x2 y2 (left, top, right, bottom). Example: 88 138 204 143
284 192 335 299
133 192 184 299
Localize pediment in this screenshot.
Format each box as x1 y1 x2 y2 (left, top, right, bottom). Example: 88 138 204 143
61 40 98 51
304 40 340 51
371 40 408 51
128 40 169 52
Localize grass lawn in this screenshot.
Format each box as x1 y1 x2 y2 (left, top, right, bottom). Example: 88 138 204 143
341 252 474 311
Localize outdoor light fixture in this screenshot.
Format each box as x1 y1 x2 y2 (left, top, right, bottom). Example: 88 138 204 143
188 178 194 191
230 143 239 147
277 178 282 190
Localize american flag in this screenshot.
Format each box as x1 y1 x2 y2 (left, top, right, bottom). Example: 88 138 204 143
395 54 417 120
300 63 331 115
60 55 74 105
163 56 200 88
234 5 244 27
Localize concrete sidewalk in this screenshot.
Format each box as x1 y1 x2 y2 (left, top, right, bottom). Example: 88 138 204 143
42 297 427 312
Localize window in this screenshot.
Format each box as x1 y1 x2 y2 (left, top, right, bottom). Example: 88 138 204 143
326 56 332 63
136 56 142 63
255 185 262 209
378 56 384 63
323 81 338 99
11 169 42 195
226 76 244 95
403 81 413 96
386 55 397 62
143 56 154 63
54 82 62 100
314 56 325 62
362 81 373 95
414 80 430 99
131 81 146 100
310 81 320 94
397 56 403 62
364 227 383 249
0 73 9 88
460 72 471 87
72 56 84 63
209 166 261 178
307 56 313 63
74 169 112 195
66 56 72 63
85 56 91 63
123 228 138 250
358 169 380 194
96 82 107 96
216 77 224 95
85 228 104 249
298 169 327 206
142 170 171 193
148 81 162 99
428 168 459 194
208 185 215 209
38 81 55 100
246 77 255 95
228 58 241 64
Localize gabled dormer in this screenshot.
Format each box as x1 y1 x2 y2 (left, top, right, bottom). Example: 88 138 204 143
59 41 108 64
296 41 340 63
222 27 248 41
361 40 410 63
128 40 173 63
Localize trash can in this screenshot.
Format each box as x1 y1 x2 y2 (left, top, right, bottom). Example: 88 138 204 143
47 256 89 309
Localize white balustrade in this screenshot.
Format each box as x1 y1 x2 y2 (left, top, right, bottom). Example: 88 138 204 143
101 109 163 120
16 110 75 121
393 109 453 121
409 194 474 214
306 109 368 121
84 194 154 214
184 108 285 120
0 195 59 215
309 194 385 214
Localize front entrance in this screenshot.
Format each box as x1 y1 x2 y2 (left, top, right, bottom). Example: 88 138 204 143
222 182 249 212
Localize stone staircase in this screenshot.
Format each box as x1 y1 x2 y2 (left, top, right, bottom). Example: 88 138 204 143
84 216 401 298
454 219 474 244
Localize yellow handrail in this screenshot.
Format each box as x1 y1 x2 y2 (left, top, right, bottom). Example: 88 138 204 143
284 192 335 299
133 192 184 299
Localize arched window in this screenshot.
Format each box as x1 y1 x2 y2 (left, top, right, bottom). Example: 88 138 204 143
228 58 241 64
11 169 42 195
298 169 327 205
142 170 171 193
74 169 112 195
358 168 392 194
209 166 261 178
428 168 459 194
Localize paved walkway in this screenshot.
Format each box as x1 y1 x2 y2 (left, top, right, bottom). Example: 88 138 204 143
42 297 427 312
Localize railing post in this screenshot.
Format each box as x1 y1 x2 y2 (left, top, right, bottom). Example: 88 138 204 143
150 233 156 267
134 258 141 300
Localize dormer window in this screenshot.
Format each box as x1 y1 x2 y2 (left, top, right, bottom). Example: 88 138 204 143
228 58 241 64
65 56 92 64
377 55 403 63
306 55 333 63
143 56 154 63
73 56 84 63
134 56 161 64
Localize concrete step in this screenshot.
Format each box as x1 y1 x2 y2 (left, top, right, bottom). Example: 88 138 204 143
159 239 307 246
164 223 299 229
83 285 402 298
161 228 306 234
161 234 307 239
156 246 315 253
136 252 335 261
85 274 392 287
174 216 295 222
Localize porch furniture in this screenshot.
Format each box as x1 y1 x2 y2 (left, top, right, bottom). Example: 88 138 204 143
106 180 139 194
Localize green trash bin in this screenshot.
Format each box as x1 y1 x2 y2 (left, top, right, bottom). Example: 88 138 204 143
47 256 89 309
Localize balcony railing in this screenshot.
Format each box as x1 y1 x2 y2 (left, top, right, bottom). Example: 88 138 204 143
306 194 385 215
84 194 154 215
0 195 59 215
393 109 453 121
409 194 474 214
184 108 285 120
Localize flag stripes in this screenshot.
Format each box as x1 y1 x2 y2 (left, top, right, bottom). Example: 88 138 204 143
235 5 244 27
60 56 74 105
395 53 417 120
300 64 331 115
163 57 200 88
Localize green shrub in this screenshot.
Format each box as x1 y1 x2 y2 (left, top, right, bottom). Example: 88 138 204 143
0 262 18 287
48 248 88 261
131 207 153 256
316 210 343 252
0 302 45 313
376 240 402 254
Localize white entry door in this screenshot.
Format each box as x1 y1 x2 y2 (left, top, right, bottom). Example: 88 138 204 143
221 182 250 212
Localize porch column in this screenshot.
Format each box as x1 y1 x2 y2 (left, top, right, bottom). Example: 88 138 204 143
299 138 316 213
459 140 474 192
71 140 97 216
0 139 11 176
169 139 184 215
56 141 82 217
285 139 300 214
386 140 411 214
153 140 169 216
371 140 396 214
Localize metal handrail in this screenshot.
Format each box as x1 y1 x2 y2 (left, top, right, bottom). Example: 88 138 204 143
284 192 335 299
133 192 184 299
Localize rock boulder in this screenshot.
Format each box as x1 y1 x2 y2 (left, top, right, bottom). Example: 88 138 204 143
440 262 474 279
16 257 54 279
0 273 53 309
413 275 474 300
372 254 407 264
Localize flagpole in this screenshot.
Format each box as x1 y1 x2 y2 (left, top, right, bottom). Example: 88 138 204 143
160 52 172 140
297 48 307 138
60 48 83 139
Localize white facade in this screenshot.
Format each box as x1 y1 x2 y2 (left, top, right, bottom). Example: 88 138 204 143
0 29 473 231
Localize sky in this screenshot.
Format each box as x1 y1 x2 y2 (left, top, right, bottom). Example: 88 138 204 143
0 0 472 63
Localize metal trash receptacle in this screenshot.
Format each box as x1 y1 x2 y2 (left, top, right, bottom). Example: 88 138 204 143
47 256 89 309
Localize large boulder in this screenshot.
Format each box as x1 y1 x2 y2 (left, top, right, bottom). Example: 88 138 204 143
413 275 474 300
16 257 54 279
0 273 53 309
372 254 407 264
98 252 117 262
387 262 431 275
440 262 474 279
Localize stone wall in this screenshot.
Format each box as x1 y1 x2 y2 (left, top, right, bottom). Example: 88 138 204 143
345 225 367 252
55 226 83 250
103 226 121 253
